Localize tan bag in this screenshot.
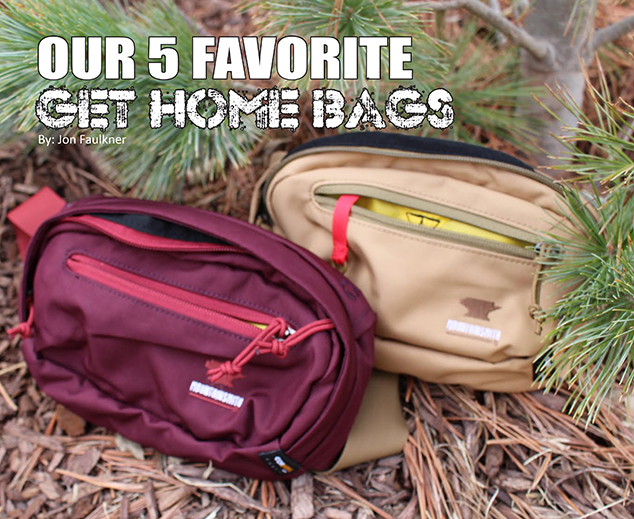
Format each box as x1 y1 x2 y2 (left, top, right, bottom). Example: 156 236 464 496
251 133 569 392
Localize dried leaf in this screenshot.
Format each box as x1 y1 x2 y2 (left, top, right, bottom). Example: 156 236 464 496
56 405 86 437
19 495 47 519
485 445 505 479
497 471 533 493
324 508 353 519
70 496 96 519
62 447 101 486
34 471 62 500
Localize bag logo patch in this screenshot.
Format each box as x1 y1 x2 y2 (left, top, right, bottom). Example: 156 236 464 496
259 450 302 476
188 380 244 410
460 297 501 321
446 319 501 343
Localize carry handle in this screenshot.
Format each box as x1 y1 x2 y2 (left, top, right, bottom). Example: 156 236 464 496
8 187 66 260
331 195 360 270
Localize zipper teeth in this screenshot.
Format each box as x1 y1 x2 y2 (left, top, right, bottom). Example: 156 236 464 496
113 241 237 253
347 204 536 259
134 278 254 332
67 255 268 338
64 216 241 253
315 186 539 244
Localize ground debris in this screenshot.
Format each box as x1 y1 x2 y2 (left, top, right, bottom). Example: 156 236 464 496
291 473 314 519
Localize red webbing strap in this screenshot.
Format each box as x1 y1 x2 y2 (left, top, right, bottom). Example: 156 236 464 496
331 195 359 266
7 186 66 261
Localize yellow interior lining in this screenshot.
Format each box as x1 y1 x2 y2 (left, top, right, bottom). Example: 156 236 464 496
249 322 267 330
354 196 530 247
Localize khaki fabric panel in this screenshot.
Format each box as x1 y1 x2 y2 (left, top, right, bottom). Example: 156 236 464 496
268 165 564 241
342 218 539 361
256 148 569 393
326 370 408 472
249 150 287 225
310 172 559 238
374 337 537 392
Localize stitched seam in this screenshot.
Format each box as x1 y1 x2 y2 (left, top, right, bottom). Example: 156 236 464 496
63 250 254 343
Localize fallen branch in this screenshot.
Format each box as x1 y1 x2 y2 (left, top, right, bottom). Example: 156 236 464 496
55 469 147 493
315 474 396 519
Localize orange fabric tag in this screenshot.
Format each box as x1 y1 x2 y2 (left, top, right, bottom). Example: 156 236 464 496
8 186 66 260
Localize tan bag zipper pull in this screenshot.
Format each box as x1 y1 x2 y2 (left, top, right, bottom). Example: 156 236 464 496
530 242 562 335
331 195 360 271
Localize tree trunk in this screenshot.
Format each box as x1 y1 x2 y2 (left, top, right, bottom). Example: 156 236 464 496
520 0 595 175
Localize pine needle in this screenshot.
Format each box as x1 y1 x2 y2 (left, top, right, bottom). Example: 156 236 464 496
535 60 634 422
0 0 261 199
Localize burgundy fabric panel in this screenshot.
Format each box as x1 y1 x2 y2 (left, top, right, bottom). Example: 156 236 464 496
19 197 375 479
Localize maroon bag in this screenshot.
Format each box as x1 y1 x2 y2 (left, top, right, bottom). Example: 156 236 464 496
11 197 375 479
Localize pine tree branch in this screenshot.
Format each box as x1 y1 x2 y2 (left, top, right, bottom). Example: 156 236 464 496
489 0 508 45
591 14 634 52
408 0 556 65
407 0 463 9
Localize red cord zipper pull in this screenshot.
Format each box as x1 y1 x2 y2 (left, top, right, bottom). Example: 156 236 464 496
205 317 335 388
331 194 359 268
8 303 34 339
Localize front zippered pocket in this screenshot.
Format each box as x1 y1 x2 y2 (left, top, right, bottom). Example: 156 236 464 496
315 185 538 263
12 214 249 341
66 254 278 339
65 253 332 387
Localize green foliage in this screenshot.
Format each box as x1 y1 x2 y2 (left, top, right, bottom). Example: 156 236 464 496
535 68 634 422
0 0 260 199
246 1 539 151
0 0 553 196
412 22 542 150
549 69 634 184
242 0 445 95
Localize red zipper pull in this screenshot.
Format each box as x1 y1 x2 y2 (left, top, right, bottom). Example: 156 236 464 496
331 195 359 271
206 317 335 388
8 303 34 339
